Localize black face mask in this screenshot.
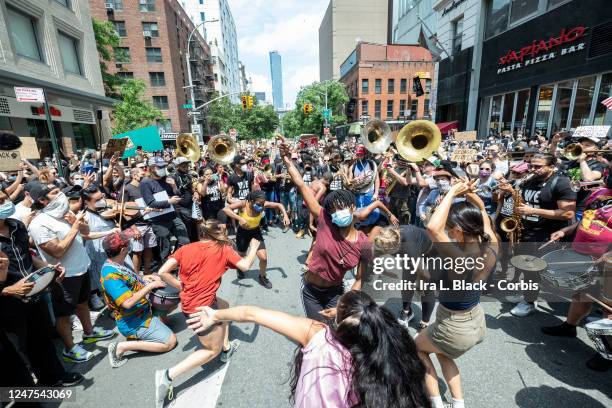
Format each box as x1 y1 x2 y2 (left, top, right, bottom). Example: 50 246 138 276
330 164 339 172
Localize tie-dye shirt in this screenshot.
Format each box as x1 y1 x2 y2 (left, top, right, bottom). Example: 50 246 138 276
100 261 152 337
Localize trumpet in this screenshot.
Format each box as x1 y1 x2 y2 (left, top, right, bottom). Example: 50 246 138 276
570 179 605 192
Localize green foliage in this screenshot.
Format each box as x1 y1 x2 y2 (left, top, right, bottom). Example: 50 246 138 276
111 80 163 135
281 80 349 137
206 93 279 140
92 18 125 98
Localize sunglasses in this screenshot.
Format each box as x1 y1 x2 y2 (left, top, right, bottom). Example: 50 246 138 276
530 164 547 169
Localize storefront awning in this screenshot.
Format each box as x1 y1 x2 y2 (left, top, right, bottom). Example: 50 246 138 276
436 121 459 135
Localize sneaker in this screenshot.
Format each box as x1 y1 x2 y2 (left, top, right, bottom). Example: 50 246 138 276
541 322 577 338
71 315 83 331
237 270 246 280
397 308 414 328
155 369 173 408
90 294 105 311
296 229 305 239
586 353 612 372
220 339 240 363
259 276 273 289
107 342 128 368
83 327 116 344
510 301 536 317
418 321 429 331
63 344 93 363
55 372 84 387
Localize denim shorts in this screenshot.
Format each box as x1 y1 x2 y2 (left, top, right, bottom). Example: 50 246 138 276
132 316 173 344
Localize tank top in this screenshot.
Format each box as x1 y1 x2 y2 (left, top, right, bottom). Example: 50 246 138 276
239 206 263 230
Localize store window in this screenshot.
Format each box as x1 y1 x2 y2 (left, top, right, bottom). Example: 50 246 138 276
551 80 573 133
72 123 96 150
6 7 43 61
386 100 394 118
510 0 539 24
594 73 612 127
501 92 515 132
375 79 382 94
570 76 597 128
361 100 368 115
485 0 510 38
58 32 82 75
514 89 530 133
490 95 503 134
534 85 554 135
374 100 381 118
361 79 369 94
0 116 11 131
452 17 463 55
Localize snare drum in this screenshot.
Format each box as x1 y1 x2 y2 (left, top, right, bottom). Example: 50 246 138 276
149 286 180 317
585 318 612 361
540 249 597 293
24 266 56 297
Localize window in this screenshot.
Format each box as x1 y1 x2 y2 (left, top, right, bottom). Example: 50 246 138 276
157 119 172 132
108 0 123 9
139 0 155 12
146 47 162 62
117 71 134 80
152 96 169 109
361 79 369 94
571 76 597 128
6 8 42 61
199 0 204 4
58 32 81 75
361 100 369 115
424 99 430 117
375 79 382 94
510 0 539 24
425 79 431 94
114 21 127 37
485 0 510 38
514 89 530 132
411 100 418 118
594 73 612 127
388 79 395 94
452 17 463 55
386 100 394 118
54 0 70 7
400 79 407 94
548 0 570 8
551 80 573 133
374 100 381 118
114 47 131 62
0 116 12 131
501 92 515 132
399 100 406 117
534 85 554 135
142 22 159 37
200 12 205 21
149 72 166 86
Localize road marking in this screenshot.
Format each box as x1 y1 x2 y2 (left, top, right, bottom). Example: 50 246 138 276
169 363 230 408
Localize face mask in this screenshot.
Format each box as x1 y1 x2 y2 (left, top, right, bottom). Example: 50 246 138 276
240 165 248 173
211 174 219 181
155 168 167 177
43 192 69 218
73 179 84 187
479 170 491 178
95 199 107 209
252 204 263 213
437 179 450 193
330 164 339 172
0 201 16 219
331 208 353 227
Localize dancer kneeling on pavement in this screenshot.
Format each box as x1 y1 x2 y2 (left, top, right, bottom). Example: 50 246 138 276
187 290 430 408
100 231 177 368
222 190 290 289
155 220 260 408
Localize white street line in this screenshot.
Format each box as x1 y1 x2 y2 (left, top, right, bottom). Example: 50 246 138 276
169 363 230 408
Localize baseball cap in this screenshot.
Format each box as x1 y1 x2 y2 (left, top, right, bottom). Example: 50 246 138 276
148 156 167 168
174 157 190 165
25 181 52 202
102 231 133 254
233 155 245 165
511 162 530 174
62 185 83 199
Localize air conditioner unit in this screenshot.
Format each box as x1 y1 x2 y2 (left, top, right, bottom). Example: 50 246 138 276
143 30 152 39
115 62 123 68
105 2 114 11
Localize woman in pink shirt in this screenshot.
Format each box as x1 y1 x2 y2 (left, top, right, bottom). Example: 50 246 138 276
187 291 430 408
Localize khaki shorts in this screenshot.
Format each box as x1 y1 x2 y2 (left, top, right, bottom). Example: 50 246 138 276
425 303 486 359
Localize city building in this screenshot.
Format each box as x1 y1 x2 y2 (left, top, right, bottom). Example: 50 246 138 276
433 0 612 138
0 0 114 158
191 0 241 102
339 42 434 125
392 0 438 44
269 51 284 110
254 92 266 104
318 0 389 81
90 0 213 142
239 61 249 93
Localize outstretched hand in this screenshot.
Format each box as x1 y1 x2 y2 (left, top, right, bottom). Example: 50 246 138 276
187 306 217 333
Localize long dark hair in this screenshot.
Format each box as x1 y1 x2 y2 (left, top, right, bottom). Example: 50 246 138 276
446 201 491 243
289 291 430 408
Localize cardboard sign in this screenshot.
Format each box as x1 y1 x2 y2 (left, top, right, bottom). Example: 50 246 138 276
0 150 21 171
573 126 610 139
454 131 477 141
18 137 40 160
450 148 478 163
299 134 319 148
104 138 129 159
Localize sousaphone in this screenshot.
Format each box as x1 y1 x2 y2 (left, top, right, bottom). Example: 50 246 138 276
208 135 237 165
396 120 441 162
361 119 392 154
175 133 201 162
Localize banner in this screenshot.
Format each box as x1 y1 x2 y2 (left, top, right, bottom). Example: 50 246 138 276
454 131 477 141
112 126 163 159
18 137 40 160
0 150 21 171
299 134 319 148
450 148 478 163
573 126 610 139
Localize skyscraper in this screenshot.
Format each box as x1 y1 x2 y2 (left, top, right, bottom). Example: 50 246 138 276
269 51 284 110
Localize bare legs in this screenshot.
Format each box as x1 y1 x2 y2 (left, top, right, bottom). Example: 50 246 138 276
415 333 464 402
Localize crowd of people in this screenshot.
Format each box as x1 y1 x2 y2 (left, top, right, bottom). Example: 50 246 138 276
0 126 610 408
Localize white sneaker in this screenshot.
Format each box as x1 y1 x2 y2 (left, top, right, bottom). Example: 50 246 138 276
511 301 536 317
71 315 83 331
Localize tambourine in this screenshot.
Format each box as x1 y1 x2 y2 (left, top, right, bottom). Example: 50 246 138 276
24 266 56 297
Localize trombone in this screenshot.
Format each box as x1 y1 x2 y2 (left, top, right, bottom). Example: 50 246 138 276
563 143 611 161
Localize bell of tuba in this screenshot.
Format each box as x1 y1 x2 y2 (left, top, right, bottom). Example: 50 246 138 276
361 119 392 154
208 135 236 165
396 120 441 162
176 133 201 162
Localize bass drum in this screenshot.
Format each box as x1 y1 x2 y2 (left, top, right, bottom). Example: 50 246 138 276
540 249 597 293
149 286 180 318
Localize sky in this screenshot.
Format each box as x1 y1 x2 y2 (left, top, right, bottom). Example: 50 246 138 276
227 0 329 109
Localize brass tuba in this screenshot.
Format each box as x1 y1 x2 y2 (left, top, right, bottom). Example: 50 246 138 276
396 120 441 162
208 135 236 165
361 119 392 154
175 133 201 162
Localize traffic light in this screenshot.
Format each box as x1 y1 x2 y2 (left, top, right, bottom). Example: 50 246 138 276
303 103 313 115
241 95 247 111
247 95 254 109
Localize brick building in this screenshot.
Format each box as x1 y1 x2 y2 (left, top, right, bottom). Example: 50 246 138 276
340 42 434 124
90 0 213 140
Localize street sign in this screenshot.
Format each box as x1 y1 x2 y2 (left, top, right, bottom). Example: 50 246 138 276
182 104 193 109
191 124 202 135
323 108 332 119
14 87 45 103
229 128 237 138
323 127 330 135
187 111 201 117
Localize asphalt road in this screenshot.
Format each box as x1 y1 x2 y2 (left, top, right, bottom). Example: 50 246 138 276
59 226 611 408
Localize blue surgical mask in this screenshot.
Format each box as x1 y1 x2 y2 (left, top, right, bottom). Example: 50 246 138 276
0 201 15 219
331 208 353 227
253 204 263 213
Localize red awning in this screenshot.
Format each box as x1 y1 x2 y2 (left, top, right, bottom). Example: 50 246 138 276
436 121 459 134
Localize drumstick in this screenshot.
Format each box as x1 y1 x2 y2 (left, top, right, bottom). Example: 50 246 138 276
538 240 555 251
546 260 595 265
585 294 612 313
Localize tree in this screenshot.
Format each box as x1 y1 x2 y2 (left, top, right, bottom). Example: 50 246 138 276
282 80 349 137
92 18 125 98
111 80 163 135
206 93 279 140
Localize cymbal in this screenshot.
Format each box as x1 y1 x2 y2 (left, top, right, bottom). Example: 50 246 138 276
510 255 547 272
